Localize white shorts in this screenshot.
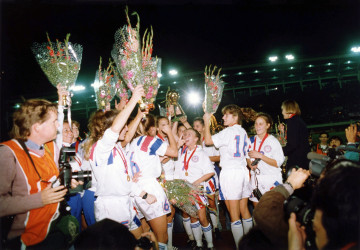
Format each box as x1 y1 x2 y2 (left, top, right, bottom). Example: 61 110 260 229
248 172 283 202
204 170 219 195
132 197 145 219
218 168 251 200
134 179 171 221
94 195 141 231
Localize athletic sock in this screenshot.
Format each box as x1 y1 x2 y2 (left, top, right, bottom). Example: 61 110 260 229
242 217 253 235
158 242 168 250
190 221 203 247
209 210 218 230
231 220 244 249
182 217 194 240
167 220 174 249
202 223 214 248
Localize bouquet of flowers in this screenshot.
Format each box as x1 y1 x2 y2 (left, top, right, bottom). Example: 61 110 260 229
113 66 130 102
93 57 116 110
204 65 224 114
163 179 206 218
275 117 287 147
32 33 83 98
112 8 160 111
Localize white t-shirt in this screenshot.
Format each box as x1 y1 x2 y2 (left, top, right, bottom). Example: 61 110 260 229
158 136 175 180
212 124 250 170
174 145 215 185
89 128 133 197
202 140 219 166
248 134 285 175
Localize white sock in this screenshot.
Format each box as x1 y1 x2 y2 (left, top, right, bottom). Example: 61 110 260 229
242 217 253 235
231 220 244 249
167 221 173 248
209 210 218 229
182 217 194 240
191 221 203 247
202 223 214 248
158 242 168 250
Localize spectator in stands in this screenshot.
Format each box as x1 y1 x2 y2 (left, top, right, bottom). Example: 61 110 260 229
328 135 343 148
315 132 329 155
279 100 310 172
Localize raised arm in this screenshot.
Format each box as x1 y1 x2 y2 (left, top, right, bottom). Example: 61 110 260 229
203 112 214 146
162 124 178 157
111 85 144 134
121 108 147 147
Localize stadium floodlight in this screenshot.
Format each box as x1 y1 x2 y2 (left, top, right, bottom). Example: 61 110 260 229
187 91 201 105
169 69 178 76
285 54 295 60
268 56 278 62
158 73 163 78
70 85 85 91
351 47 360 53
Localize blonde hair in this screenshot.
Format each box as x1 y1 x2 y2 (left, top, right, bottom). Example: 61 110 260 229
10 99 57 140
281 100 301 116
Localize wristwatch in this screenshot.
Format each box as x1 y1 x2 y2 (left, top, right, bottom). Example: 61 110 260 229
142 192 148 199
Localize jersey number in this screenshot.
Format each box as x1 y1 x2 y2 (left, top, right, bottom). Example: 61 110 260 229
234 135 241 157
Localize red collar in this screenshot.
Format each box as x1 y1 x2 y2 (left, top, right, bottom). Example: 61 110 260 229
157 133 165 141
288 113 296 119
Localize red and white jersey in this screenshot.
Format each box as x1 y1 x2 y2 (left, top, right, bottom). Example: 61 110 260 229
128 135 167 180
212 124 250 170
174 145 215 185
89 128 133 197
248 134 285 175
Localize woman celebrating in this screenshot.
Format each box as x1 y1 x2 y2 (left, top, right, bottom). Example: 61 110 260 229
247 113 285 206
174 128 215 249
203 105 251 249
193 117 221 238
83 85 152 239
128 115 178 250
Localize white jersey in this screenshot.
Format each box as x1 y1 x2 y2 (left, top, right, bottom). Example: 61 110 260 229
174 145 215 185
89 128 133 197
202 140 220 165
158 135 175 181
212 124 250 169
128 135 167 180
248 134 285 175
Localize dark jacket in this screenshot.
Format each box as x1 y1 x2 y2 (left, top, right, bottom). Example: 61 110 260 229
283 115 310 170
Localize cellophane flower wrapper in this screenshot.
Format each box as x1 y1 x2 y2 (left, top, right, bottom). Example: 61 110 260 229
32 34 82 89
94 62 116 109
113 69 130 101
142 57 161 108
204 67 224 114
112 22 143 92
163 179 206 218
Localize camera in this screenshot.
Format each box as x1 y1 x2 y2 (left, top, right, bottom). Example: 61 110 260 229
136 236 153 250
284 196 316 249
58 147 92 190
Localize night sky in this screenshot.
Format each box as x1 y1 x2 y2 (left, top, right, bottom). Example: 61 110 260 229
1 0 360 137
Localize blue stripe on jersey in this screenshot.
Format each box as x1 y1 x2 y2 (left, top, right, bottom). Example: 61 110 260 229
149 138 163 156
133 215 141 227
107 151 113 165
137 136 144 146
250 136 255 144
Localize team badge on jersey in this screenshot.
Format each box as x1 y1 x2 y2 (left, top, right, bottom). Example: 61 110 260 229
192 155 199 162
264 145 272 153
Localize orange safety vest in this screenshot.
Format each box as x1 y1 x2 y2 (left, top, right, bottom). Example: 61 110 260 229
1 139 60 246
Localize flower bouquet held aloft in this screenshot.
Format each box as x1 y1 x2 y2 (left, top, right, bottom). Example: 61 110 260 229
93 57 116 110
275 115 287 147
204 65 224 114
32 33 83 106
112 8 160 112
163 179 207 218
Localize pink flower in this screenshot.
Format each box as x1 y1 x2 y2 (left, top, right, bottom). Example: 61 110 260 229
121 60 126 68
146 92 152 99
127 82 134 91
127 70 134 79
151 71 157 78
116 83 120 88
107 95 112 100
212 104 217 110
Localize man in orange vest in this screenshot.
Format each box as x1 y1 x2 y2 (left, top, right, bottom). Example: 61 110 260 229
315 132 329 156
0 97 71 249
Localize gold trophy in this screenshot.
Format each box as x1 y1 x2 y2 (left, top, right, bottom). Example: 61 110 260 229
166 89 186 122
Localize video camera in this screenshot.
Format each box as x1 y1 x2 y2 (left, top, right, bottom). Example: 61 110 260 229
58 147 92 190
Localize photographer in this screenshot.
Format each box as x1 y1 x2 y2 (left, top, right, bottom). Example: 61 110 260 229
252 168 310 248
288 160 360 249
0 99 69 249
